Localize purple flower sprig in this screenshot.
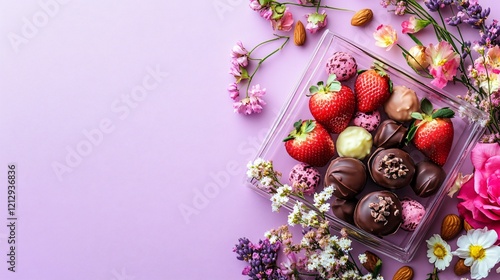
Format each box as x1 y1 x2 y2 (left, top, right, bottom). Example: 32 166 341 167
233 237 288 280
228 35 289 115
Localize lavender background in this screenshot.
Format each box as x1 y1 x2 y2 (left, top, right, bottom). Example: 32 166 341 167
0 0 496 279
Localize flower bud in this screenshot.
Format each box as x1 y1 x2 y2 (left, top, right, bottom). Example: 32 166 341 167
406 45 429 71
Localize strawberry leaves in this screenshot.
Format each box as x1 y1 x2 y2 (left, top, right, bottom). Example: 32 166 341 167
308 74 341 95
283 119 315 142
407 98 455 142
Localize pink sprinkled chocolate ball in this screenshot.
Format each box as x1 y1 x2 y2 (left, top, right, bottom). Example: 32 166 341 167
289 163 321 196
353 110 381 132
400 197 426 231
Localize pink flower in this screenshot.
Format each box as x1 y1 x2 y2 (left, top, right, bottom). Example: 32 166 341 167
231 41 249 67
373 24 398 51
249 0 263 11
305 11 327 34
425 41 461 88
457 143 500 240
228 83 240 100
271 9 293 32
229 62 249 83
233 84 267 115
401 16 431 34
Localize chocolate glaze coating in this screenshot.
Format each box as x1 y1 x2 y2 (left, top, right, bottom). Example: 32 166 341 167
411 161 446 198
325 157 367 199
368 148 415 190
331 198 358 225
373 120 408 149
354 191 403 236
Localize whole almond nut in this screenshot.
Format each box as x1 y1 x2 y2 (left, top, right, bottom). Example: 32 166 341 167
441 214 463 241
463 219 473 231
362 251 382 273
351 9 373 26
294 20 306 46
392 266 414 280
454 258 470 276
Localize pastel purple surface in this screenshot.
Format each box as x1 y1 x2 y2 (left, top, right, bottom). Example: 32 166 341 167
0 1 488 279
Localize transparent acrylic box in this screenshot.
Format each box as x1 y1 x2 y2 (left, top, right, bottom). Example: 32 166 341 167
247 31 488 262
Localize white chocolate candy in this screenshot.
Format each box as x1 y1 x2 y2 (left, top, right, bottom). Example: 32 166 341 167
336 126 373 160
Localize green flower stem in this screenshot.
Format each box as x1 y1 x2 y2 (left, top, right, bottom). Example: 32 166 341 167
245 35 290 97
276 1 355 12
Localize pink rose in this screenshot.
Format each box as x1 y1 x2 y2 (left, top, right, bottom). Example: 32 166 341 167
457 143 500 239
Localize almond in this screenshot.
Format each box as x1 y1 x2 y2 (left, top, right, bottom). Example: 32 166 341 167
463 219 473 232
392 266 414 280
362 251 382 273
441 214 463 241
351 9 373 26
294 20 306 46
454 258 470 276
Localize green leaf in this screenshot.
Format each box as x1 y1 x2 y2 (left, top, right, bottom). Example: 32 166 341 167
309 85 319 94
408 33 423 46
411 112 424 120
420 98 433 115
431 107 455 119
327 74 337 85
293 119 302 131
371 259 383 278
304 120 315 133
406 123 418 143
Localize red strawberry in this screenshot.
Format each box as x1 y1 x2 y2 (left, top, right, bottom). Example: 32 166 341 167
283 120 335 167
354 65 392 112
308 74 356 134
406 98 455 166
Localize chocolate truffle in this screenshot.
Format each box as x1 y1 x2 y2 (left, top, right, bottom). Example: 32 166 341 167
325 157 367 200
373 120 408 149
411 161 446 198
383 85 420 122
332 198 358 225
354 191 403 236
368 148 415 190
336 126 373 160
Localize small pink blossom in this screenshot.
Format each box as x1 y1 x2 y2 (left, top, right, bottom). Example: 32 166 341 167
249 0 263 11
271 9 294 32
231 41 249 67
260 7 273 20
233 84 267 115
229 62 249 83
228 83 240 100
305 11 327 34
373 24 398 51
401 16 431 34
457 143 500 241
425 41 461 88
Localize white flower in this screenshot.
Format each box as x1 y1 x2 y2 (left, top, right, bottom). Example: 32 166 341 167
313 185 334 212
288 202 304 226
337 237 352 251
452 228 500 279
427 234 452 270
358 253 367 264
270 184 291 212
